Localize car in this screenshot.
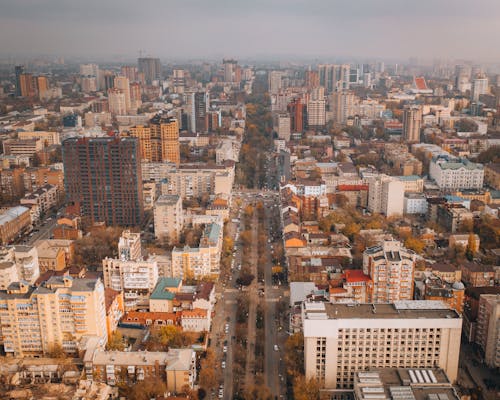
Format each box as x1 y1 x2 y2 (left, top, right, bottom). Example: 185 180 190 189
218 389 224 398
221 361 226 369
274 345 279 351
223 346 227 353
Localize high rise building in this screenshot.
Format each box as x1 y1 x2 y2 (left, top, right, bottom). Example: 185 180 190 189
472 75 489 102
113 76 131 112
475 295 500 368
277 114 291 141
307 98 326 128
154 194 184 244
121 65 138 82
172 69 186 94
107 88 127 115
403 105 422 143
330 91 355 124
191 91 210 133
138 57 161 84
303 301 462 389
288 98 305 133
363 239 416 302
305 70 320 89
268 71 283 94
62 136 144 227
150 115 180 165
129 82 142 110
19 73 36 97
15 65 24 96
222 59 238 83
80 63 100 90
0 277 107 357
367 174 405 216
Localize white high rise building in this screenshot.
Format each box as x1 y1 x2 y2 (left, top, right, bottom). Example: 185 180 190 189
268 71 283 94
114 76 131 112
471 75 489 101
307 99 326 128
367 175 405 217
277 114 291 141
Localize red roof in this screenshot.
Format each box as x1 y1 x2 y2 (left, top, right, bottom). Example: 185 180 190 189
344 269 372 283
414 76 428 90
337 184 369 192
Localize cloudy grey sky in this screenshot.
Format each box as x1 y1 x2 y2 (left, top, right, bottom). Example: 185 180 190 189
1 0 499 61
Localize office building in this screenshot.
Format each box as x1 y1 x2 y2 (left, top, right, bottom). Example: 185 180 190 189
138 57 161 84
62 136 144 227
429 156 484 190
154 195 184 244
363 239 415 303
403 105 422 143
223 59 239 83
0 276 107 357
303 301 462 389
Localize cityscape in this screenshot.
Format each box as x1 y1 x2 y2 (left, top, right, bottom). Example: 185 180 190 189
0 1 499 400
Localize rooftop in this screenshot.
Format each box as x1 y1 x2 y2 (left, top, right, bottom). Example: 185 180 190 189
150 277 180 300
305 301 459 320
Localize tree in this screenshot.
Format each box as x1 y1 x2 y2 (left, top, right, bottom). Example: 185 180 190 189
404 236 426 254
107 331 125 351
127 377 167 400
293 376 320 400
284 333 304 377
466 233 477 261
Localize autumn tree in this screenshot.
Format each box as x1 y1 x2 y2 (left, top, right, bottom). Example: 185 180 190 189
404 236 426 254
107 331 125 351
284 333 304 377
293 376 321 400
127 377 167 400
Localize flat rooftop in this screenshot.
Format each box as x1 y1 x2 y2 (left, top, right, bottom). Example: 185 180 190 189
305 301 460 320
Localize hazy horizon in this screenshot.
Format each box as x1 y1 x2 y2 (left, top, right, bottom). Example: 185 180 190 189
1 0 499 63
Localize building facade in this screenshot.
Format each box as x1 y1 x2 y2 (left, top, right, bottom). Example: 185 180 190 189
62 136 144 227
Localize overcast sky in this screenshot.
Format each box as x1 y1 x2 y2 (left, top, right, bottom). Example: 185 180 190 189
1 0 499 62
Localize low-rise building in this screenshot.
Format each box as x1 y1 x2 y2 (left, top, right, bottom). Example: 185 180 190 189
429 155 484 190
404 192 428 214
20 184 60 222
460 261 495 287
0 206 31 245
85 348 196 392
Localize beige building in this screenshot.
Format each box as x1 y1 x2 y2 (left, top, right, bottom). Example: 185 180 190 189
403 105 422 143
18 131 60 146
363 240 416 303
367 175 405 217
85 348 196 392
108 88 127 115
0 245 40 285
303 301 462 389
0 277 107 357
113 76 131 112
161 164 234 199
3 138 43 157
0 206 31 245
171 222 222 279
484 163 500 190
154 195 184 244
476 295 500 368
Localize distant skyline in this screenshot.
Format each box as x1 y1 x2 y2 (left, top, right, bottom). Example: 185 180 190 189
1 0 499 63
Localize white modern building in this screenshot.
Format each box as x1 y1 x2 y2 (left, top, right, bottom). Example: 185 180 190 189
303 301 462 389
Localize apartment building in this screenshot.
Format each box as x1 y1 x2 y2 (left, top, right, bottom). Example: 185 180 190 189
363 240 416 303
154 195 184 244
171 222 222 279
476 295 500 368
0 277 107 357
429 156 484 190
303 301 462 389
85 348 196 392
161 164 234 199
367 175 405 217
0 206 31 245
0 245 40 285
484 163 500 189
20 184 60 221
17 131 60 146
